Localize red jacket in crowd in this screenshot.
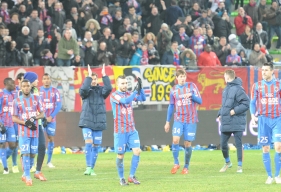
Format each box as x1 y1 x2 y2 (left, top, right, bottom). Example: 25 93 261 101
234 15 253 36
197 51 221 66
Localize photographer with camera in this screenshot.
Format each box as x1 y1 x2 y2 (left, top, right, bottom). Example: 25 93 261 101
234 7 253 37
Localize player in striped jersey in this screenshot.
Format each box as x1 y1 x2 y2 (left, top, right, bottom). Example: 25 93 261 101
0 78 17 174
110 75 146 186
11 79 45 186
164 68 202 174
39 73 62 168
250 62 281 184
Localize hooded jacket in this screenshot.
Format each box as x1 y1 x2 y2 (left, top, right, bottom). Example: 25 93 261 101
180 48 197 70
229 38 246 54
218 77 249 132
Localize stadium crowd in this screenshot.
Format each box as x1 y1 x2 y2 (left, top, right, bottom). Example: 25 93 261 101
0 0 279 68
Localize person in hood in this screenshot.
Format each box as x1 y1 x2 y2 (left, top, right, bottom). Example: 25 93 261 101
228 34 246 54
218 69 249 174
225 48 242 66
16 26 34 55
249 43 267 67
20 43 34 66
180 48 197 70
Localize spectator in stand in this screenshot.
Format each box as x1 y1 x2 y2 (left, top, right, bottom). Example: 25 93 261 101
112 9 123 39
180 48 197 70
99 27 117 60
215 2 226 17
193 10 214 30
99 6 113 31
40 49 55 66
34 29 51 65
228 34 246 55
161 41 180 65
5 41 21 66
77 38 85 66
20 43 34 66
157 23 173 58
96 41 113 65
209 0 223 13
145 4 167 36
143 32 158 46
127 6 142 31
71 10 85 39
57 28 79 66
189 3 202 21
122 0 142 16
178 0 191 16
63 20 77 42
256 22 268 51
52 32 61 60
197 44 221 67
172 25 189 50
249 43 267 67
44 17 57 40
38 1 50 22
79 0 98 21
265 1 281 49
62 0 79 18
130 43 149 65
244 0 259 26
0 26 7 66
85 19 101 41
205 28 219 51
225 48 242 66
240 25 260 58
165 0 184 26
118 17 138 38
181 15 194 37
212 11 232 39
189 27 206 57
148 41 160 65
16 26 34 55
84 40 97 66
234 7 253 37
7 13 21 41
239 50 250 66
109 0 121 16
51 2 66 32
26 9 43 40
83 31 97 52
235 0 244 10
16 4 29 26
116 33 135 66
215 36 231 66
0 1 10 24
132 31 142 48
258 0 269 31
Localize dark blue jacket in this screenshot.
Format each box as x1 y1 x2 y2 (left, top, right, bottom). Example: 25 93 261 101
165 5 184 26
78 76 112 130
218 77 249 132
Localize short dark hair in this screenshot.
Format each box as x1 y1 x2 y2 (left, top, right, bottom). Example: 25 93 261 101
65 19 72 24
117 75 126 82
4 77 13 85
16 73 25 80
91 72 98 77
43 73 50 77
21 79 30 84
171 41 178 45
263 62 273 70
128 5 135 10
171 0 177 5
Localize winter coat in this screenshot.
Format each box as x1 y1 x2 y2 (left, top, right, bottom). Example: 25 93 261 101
84 47 97 66
225 54 242 66
112 17 124 39
27 17 44 39
257 31 269 47
197 51 221 66
157 30 173 55
172 30 190 48
265 7 279 26
40 58 56 66
189 8 202 21
96 49 113 66
244 3 259 26
161 49 181 65
85 19 101 40
129 48 142 65
20 50 34 66
229 38 245 54
7 22 21 40
212 15 232 39
146 13 166 36
57 37 79 60
0 36 6 66
5 48 21 66
165 5 184 26
16 35 34 55
194 17 214 29
52 11 66 32
34 38 50 60
180 48 197 70
249 50 267 67
234 15 253 36
214 45 230 66
79 3 98 21
148 48 160 65
240 32 260 50
117 40 134 58
78 76 112 130
218 77 249 132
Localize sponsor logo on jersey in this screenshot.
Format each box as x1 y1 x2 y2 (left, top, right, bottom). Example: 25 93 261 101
260 97 279 105
51 93 55 97
265 93 273 97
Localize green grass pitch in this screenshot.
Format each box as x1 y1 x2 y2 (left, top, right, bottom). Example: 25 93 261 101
1 150 281 192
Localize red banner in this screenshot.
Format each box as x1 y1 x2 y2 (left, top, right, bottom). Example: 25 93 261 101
0 66 44 89
74 66 115 112
186 67 248 110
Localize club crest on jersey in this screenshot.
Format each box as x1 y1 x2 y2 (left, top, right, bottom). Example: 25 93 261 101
118 147 123 151
274 87 279 92
51 93 55 97
33 101 37 106
3 106 8 112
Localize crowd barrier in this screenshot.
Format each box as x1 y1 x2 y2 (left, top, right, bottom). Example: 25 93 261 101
1 66 281 112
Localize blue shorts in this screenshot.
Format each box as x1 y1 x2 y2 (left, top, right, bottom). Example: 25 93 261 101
6 127 16 142
172 122 197 141
0 132 6 143
114 130 140 154
258 116 281 145
19 137 38 154
45 122 56 136
82 128 102 145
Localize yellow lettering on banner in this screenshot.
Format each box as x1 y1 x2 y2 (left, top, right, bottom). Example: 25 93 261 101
143 67 176 83
151 84 172 102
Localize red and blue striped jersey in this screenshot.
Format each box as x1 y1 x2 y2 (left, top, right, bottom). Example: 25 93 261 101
110 91 137 134
39 86 61 122
11 95 44 138
250 79 281 118
0 89 17 127
189 35 206 57
170 82 201 123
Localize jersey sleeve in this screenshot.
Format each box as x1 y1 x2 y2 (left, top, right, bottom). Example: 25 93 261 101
11 99 18 116
110 93 120 104
250 83 258 114
0 92 3 111
36 96 44 112
54 89 61 102
169 89 175 105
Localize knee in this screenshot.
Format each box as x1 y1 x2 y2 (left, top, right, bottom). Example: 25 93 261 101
117 154 124 159
172 137 180 144
274 142 281 153
262 145 270 153
184 141 192 147
9 143 16 150
133 148 141 156
30 154 36 158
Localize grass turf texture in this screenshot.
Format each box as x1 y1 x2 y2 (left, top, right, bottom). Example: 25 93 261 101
1 150 281 192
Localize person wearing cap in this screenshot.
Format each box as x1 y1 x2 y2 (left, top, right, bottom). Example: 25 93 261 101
228 34 246 54
249 43 267 67
84 39 97 66
193 9 214 30
21 72 47 181
20 43 34 66
16 26 34 55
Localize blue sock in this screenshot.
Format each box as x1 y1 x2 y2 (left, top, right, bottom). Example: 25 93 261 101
238 161 242 166
274 152 281 177
47 142 54 164
85 143 92 167
225 157 230 163
12 147 18 166
172 144 179 165
263 153 272 177
184 147 192 169
129 155 140 178
6 147 13 159
30 157 34 168
116 158 124 179
0 148 8 169
22 156 30 179
91 146 99 169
